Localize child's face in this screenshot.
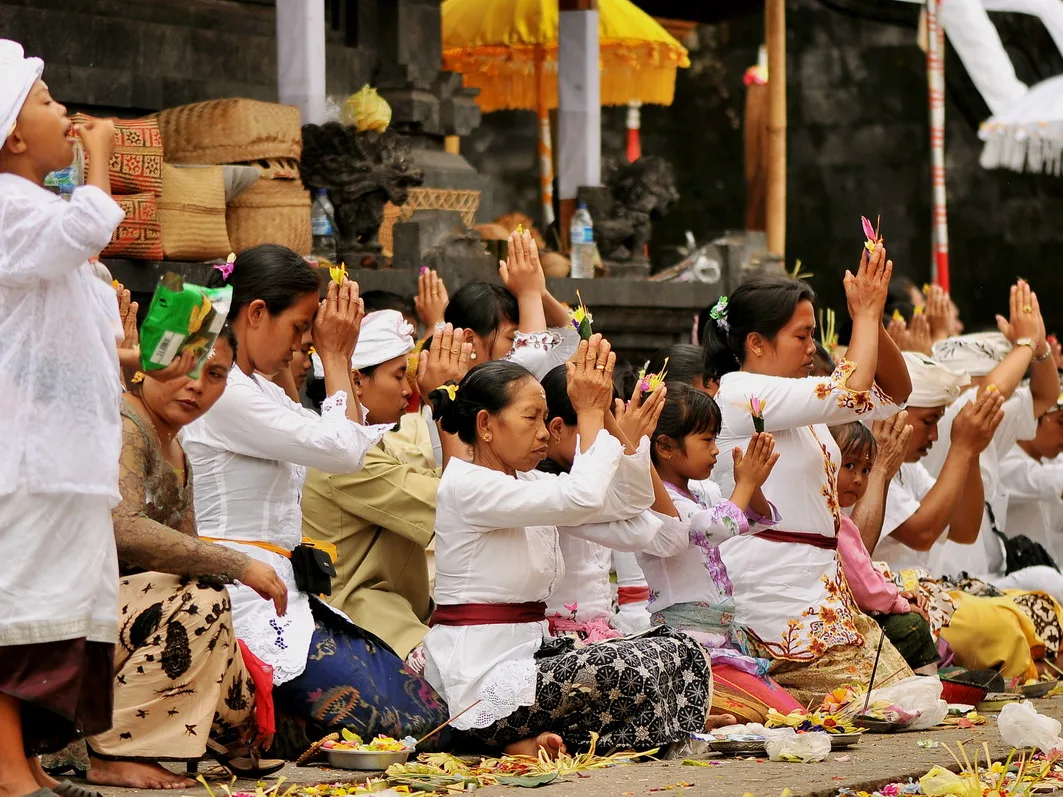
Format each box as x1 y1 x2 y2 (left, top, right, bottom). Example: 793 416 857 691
675 430 720 481
289 330 315 390
6 81 73 174
837 444 874 508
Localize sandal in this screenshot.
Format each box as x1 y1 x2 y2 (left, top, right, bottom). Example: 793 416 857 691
201 740 285 779
53 782 102 797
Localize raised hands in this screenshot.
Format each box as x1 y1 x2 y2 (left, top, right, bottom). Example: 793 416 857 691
995 279 1043 347
614 380 667 445
733 432 780 493
951 389 1005 456
499 229 546 299
114 281 139 350
417 323 472 399
925 285 952 343
415 268 449 329
872 410 912 480
566 334 616 416
313 277 364 363
844 241 893 322
886 312 932 355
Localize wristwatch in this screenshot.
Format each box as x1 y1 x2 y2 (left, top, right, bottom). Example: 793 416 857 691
1014 337 1036 352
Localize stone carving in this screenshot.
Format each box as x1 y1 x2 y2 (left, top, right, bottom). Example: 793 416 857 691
299 122 424 255
583 156 680 264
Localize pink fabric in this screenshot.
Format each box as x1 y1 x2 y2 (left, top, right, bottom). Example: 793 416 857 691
547 614 623 643
837 515 911 615
237 639 275 738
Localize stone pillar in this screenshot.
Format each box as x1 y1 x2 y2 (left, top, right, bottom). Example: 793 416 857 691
276 0 327 123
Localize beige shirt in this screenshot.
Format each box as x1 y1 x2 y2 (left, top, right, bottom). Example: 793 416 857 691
302 413 439 659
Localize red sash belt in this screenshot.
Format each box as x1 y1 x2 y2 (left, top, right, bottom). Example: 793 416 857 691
617 586 651 605
755 529 839 551
430 602 547 627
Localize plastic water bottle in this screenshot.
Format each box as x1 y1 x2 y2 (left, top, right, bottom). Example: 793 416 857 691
569 203 595 279
311 189 337 262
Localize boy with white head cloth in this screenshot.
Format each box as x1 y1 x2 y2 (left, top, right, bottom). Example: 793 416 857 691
0 38 125 797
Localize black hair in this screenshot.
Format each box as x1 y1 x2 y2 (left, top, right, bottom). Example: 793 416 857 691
428 360 537 445
215 323 238 363
829 421 877 463
701 276 816 379
362 290 416 317
208 244 321 319
885 301 915 324
650 380 722 465
647 344 712 389
540 364 578 426
444 282 519 338
812 340 835 378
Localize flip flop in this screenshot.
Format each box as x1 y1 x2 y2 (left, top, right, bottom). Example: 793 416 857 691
54 781 102 797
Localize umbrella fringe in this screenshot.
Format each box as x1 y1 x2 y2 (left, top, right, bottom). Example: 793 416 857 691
980 128 1063 176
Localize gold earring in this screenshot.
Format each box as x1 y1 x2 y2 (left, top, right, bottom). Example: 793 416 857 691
484 434 492 442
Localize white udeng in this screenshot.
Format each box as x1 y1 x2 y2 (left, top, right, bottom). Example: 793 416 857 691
424 429 659 730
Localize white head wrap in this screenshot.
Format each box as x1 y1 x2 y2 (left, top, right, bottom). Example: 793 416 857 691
0 40 44 150
931 332 1012 378
351 309 415 370
903 351 971 408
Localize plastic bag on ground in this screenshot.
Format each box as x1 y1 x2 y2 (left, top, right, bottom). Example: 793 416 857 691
919 766 982 797
763 727 831 763
860 675 949 730
998 700 1063 753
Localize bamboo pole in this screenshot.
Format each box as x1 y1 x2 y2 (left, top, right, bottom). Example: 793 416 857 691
765 0 786 257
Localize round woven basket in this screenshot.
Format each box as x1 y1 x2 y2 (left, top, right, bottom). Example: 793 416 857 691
157 99 302 165
226 178 311 256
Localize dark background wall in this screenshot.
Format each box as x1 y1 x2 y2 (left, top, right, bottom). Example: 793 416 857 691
4 0 1062 332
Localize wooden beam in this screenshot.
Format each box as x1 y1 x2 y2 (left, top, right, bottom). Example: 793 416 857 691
765 0 786 257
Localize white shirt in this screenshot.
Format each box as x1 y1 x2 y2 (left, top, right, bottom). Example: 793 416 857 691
640 479 773 614
922 386 1037 578
0 175 125 498
424 430 650 730
875 461 948 576
546 443 688 622
711 363 903 661
183 369 390 685
1001 446 1063 563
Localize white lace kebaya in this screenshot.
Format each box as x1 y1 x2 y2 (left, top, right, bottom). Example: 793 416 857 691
182 369 393 684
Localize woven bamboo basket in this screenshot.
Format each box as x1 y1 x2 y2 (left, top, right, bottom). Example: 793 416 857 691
226 177 311 256
157 99 302 165
158 164 231 261
378 188 481 258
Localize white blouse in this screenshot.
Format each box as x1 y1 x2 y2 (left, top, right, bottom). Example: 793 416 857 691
182 369 391 685
711 362 903 661
1001 446 1063 563
423 430 651 730
546 442 688 623
921 387 1037 578
0 175 125 499
505 326 580 380
640 480 775 614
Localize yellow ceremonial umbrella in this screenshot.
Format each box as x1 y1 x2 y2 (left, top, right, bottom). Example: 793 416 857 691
442 0 690 225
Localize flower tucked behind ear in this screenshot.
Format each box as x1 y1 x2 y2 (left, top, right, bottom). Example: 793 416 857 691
130 371 145 384
213 253 236 281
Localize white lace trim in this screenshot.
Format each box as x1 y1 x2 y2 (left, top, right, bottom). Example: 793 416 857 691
450 657 540 731
321 391 348 417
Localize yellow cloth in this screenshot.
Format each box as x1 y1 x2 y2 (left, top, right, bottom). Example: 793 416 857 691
941 591 1042 681
302 413 439 660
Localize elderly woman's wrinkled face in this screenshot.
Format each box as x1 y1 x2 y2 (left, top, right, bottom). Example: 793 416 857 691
476 376 551 474
141 337 234 428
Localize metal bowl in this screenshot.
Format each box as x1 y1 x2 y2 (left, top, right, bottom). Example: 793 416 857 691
1020 680 1058 699
325 747 412 770
828 732 863 749
708 739 767 757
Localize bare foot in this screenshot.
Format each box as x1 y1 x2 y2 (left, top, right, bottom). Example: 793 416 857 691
27 758 60 791
705 713 738 731
86 758 195 791
503 732 566 760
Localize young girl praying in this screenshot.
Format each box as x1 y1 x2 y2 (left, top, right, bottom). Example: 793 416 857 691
638 381 803 723
829 421 940 674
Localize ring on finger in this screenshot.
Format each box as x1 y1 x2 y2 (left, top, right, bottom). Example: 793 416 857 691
595 363 606 371
1024 305 1033 313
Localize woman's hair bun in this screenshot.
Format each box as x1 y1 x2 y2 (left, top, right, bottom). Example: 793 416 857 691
428 383 462 436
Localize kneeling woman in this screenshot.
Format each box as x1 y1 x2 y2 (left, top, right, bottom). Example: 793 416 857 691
423 341 716 757
87 330 288 789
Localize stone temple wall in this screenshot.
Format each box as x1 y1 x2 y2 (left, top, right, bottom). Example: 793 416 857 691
466 1 1063 333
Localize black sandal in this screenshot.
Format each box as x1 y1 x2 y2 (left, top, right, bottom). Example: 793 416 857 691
52 782 102 797
199 740 285 779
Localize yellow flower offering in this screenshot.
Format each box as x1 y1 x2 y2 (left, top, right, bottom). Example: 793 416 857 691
343 85 391 133
329 262 347 285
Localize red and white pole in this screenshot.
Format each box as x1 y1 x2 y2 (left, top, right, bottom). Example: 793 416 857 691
927 0 950 291
626 101 641 163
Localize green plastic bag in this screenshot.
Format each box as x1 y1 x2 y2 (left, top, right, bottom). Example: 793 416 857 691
139 273 232 379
